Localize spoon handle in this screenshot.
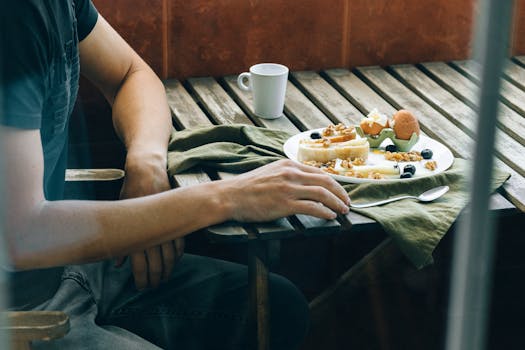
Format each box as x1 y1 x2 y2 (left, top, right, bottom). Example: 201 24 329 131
349 195 417 208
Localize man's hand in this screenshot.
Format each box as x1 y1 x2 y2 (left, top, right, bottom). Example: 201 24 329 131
116 158 184 290
223 159 351 222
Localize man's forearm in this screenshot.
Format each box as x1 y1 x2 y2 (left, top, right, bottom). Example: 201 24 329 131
111 65 172 168
8 180 232 270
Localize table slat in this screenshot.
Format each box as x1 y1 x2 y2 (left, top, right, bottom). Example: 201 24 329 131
514 56 525 66
291 71 365 125
419 62 525 145
283 81 335 130
324 69 398 116
164 79 211 129
293 215 343 236
186 77 253 125
452 60 525 116
504 60 525 91
391 64 525 176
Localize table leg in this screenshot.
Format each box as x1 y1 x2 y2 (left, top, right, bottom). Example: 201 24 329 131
249 239 281 350
250 251 269 350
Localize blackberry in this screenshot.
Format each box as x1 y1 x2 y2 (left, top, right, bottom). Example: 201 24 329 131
310 131 322 139
385 144 397 152
421 149 433 159
403 164 416 175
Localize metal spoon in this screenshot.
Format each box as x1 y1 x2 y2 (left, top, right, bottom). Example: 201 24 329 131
349 185 450 208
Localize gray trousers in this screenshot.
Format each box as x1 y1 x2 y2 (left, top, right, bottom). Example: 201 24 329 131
32 254 309 350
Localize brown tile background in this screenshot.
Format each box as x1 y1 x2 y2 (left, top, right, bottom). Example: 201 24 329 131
512 0 525 55
91 0 524 79
167 0 347 78
93 0 165 76
346 0 475 67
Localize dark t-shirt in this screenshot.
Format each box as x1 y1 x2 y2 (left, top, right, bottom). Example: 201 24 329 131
1 0 98 308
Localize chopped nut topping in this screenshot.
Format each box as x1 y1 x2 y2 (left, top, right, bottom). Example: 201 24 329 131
322 125 335 136
341 159 353 169
385 151 423 162
323 167 338 174
302 160 323 168
352 157 366 166
368 172 384 179
325 159 336 168
322 123 355 137
334 123 346 131
425 160 438 171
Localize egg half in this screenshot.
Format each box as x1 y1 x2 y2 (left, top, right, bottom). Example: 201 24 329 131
359 108 389 135
391 110 420 140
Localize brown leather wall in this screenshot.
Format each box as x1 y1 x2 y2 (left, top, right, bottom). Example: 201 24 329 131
93 0 165 75
347 0 475 67
513 0 525 55
92 0 524 78
168 0 347 78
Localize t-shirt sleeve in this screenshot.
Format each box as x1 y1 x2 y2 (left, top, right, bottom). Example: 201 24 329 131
0 3 49 129
75 0 99 41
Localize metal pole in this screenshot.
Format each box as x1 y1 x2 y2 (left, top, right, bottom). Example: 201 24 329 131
0 56 8 350
445 1 514 350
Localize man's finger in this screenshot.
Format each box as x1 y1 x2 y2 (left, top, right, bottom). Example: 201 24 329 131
145 246 163 289
130 252 148 290
174 238 185 259
297 172 350 205
160 242 176 280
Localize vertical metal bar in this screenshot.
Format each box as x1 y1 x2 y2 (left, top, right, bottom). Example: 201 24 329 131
445 1 514 350
0 75 8 350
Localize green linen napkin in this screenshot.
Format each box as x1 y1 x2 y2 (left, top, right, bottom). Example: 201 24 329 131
344 159 509 268
166 124 510 268
167 125 290 174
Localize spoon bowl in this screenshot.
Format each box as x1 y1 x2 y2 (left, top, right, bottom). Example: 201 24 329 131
417 185 450 202
350 185 450 208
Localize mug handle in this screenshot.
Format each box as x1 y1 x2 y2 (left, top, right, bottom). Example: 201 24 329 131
237 72 251 91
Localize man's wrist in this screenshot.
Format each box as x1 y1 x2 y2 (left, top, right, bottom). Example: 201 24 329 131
125 149 168 175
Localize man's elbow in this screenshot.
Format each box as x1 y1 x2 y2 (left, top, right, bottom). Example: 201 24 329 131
1 222 42 271
2 230 31 271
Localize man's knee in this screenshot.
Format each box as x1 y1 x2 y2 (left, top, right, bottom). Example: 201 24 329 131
268 274 310 350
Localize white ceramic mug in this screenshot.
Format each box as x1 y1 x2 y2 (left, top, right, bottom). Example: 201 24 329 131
237 63 289 119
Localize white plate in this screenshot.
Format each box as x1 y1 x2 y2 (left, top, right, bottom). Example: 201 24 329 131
283 128 454 183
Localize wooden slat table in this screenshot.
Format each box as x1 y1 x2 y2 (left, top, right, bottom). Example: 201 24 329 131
164 57 525 350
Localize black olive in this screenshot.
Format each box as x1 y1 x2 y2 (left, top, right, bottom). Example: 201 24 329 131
400 172 413 179
403 164 416 175
385 144 397 152
310 131 322 139
421 149 433 159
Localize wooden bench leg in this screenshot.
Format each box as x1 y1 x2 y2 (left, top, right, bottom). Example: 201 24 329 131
1 311 70 350
249 240 274 350
251 254 269 350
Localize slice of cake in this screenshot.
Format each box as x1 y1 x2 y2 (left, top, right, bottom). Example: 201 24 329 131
298 137 370 163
